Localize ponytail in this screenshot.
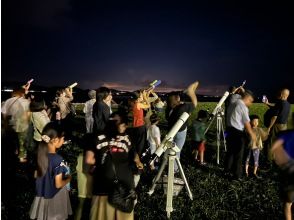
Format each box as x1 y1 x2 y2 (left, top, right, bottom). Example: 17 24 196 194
37 142 49 177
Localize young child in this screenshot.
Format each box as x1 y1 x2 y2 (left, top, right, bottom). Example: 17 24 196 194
147 113 161 169
245 115 268 178
29 122 72 220
191 110 208 165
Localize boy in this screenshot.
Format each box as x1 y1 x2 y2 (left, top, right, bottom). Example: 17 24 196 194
245 115 268 178
147 113 161 170
191 110 208 165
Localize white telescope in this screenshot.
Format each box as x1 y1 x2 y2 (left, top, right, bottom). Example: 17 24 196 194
150 112 190 164
211 91 230 116
68 82 78 88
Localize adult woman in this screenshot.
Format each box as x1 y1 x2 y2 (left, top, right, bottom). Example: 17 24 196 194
86 112 135 220
30 96 50 145
92 87 112 135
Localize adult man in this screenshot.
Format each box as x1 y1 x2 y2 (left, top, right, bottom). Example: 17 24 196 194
224 90 256 180
166 81 199 171
2 87 31 162
267 88 291 138
57 87 74 139
92 87 112 135
83 90 96 133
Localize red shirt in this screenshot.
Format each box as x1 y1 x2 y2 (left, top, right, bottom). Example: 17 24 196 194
133 103 144 127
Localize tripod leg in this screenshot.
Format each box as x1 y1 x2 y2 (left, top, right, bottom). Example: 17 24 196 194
216 117 221 164
148 152 168 195
166 155 175 218
221 118 227 152
175 157 193 200
204 115 215 134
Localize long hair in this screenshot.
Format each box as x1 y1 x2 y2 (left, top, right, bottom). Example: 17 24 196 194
30 95 46 112
37 122 65 177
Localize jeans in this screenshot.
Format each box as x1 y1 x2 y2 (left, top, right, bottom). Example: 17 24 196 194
174 128 187 172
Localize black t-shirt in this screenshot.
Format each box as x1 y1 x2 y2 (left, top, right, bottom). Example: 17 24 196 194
92 101 110 134
89 134 134 196
166 103 194 132
272 100 291 124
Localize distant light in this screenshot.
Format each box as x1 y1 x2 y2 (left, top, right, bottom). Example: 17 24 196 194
41 91 47 93
2 89 13 92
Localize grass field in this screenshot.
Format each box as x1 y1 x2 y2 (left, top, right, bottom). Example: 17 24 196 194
3 102 293 219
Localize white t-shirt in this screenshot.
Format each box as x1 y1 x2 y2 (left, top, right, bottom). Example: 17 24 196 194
83 99 96 118
147 124 161 146
227 99 250 131
2 97 30 132
31 110 50 141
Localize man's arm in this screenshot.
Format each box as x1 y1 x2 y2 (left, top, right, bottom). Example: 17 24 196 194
264 99 275 107
245 121 257 143
267 116 277 133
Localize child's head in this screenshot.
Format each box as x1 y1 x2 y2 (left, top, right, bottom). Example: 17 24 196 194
134 90 144 102
150 113 160 125
250 115 259 128
37 122 65 177
41 122 65 147
105 111 129 138
197 110 208 120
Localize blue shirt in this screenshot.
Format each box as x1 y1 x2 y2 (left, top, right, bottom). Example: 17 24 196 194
279 131 294 159
36 153 67 199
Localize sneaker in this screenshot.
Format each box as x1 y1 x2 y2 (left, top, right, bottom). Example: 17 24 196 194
199 162 207 166
19 157 28 163
254 174 262 179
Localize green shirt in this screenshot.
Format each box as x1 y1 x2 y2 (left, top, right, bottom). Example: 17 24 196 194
191 120 206 142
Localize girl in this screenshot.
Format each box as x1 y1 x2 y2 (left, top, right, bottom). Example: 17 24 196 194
29 122 72 220
30 96 50 145
132 90 151 171
86 112 136 220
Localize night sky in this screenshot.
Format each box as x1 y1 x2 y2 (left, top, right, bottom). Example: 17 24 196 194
2 1 294 96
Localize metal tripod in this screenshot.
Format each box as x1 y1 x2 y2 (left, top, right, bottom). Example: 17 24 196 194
205 107 227 164
148 144 193 218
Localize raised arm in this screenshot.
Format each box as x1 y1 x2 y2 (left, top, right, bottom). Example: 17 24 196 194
186 81 199 108
245 121 257 144
148 91 159 103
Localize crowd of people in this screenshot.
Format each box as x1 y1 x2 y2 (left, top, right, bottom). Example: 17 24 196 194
1 80 293 220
